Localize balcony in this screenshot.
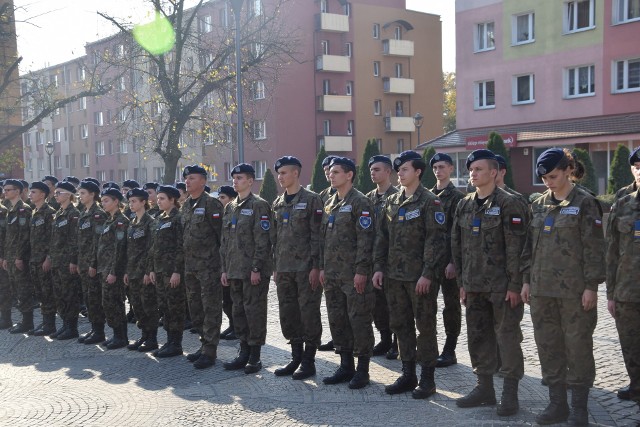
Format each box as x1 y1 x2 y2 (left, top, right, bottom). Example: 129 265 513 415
384 115 415 133
321 135 353 152
383 77 415 94
316 55 350 73
317 95 352 112
315 13 349 33
382 39 414 57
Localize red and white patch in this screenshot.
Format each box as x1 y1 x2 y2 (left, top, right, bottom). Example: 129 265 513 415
594 219 602 228
511 217 522 225
212 213 220 218
434 200 441 205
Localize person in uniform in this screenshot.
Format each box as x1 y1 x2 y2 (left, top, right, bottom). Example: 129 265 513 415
42 176 60 211
221 163 273 374
373 150 447 398
175 182 188 204
19 180 35 209
0 195 10 329
27 182 57 336
148 185 185 358
520 148 605 426
271 156 324 379
216 185 238 340
2 179 34 334
144 182 161 218
97 188 130 349
452 149 528 416
180 165 225 369
121 179 141 220
320 157 376 389
428 153 465 368
366 155 399 359
63 176 81 188
494 155 529 205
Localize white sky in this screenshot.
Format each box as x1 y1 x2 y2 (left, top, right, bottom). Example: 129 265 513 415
14 0 455 72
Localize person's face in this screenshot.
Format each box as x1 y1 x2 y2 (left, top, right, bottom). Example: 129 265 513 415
432 161 453 181
29 189 46 204
277 166 298 189
128 196 146 213
632 162 640 185
468 160 497 188
185 174 205 194
495 168 507 185
541 167 572 192
3 186 21 201
21 188 29 199
232 173 252 193
100 195 118 213
156 192 173 212
54 189 72 205
146 189 157 203
218 194 232 206
121 186 132 196
369 163 391 185
323 166 331 181
397 162 420 187
44 180 56 193
329 165 351 188
178 189 187 202
77 189 94 205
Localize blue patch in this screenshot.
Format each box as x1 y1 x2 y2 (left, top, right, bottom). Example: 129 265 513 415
260 215 270 231
435 212 445 225
359 215 372 229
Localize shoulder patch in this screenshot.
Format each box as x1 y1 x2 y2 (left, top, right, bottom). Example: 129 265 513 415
359 211 372 229
434 211 445 225
260 215 270 231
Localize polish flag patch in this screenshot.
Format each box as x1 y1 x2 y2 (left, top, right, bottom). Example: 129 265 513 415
595 219 602 228
511 217 522 225
212 213 220 218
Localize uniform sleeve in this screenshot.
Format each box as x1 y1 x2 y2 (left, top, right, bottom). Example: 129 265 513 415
519 206 535 285
605 201 621 300
113 220 128 276
422 198 447 281
208 198 224 247
580 197 606 291
173 216 184 274
270 200 279 270
251 201 272 273
44 210 54 258
451 200 464 281
309 195 323 270
68 213 79 265
91 213 106 270
146 223 156 273
0 210 6 259
17 206 32 260
502 197 529 293
354 198 375 276
443 190 465 265
220 205 230 274
373 203 389 274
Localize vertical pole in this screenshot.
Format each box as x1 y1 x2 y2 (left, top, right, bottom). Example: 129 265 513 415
232 1 245 164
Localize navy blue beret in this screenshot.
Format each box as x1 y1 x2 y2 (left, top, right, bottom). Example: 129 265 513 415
630 146 640 165
84 177 100 186
174 182 186 191
536 148 565 177
126 188 148 200
393 150 423 172
274 156 302 172
218 185 237 198
329 157 356 173
29 181 50 196
205 185 211 193
231 163 255 176
63 176 80 186
143 182 159 191
56 181 77 194
3 179 23 191
41 175 58 184
122 180 140 189
429 153 453 167
103 181 120 190
466 149 497 170
368 155 392 168
157 185 180 200
101 187 123 201
182 164 207 178
322 156 337 168
19 180 29 189
79 180 100 194
495 154 508 170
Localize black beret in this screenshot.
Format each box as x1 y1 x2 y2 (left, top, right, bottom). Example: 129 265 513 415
322 155 337 168
143 182 159 191
3 179 23 191
29 181 50 196
231 163 255 176
368 155 392 168
157 185 180 200
204 185 211 193
629 146 640 165
393 150 423 172
41 175 58 184
495 154 508 170
103 181 121 190
126 188 148 200
429 153 454 167
122 180 140 189
218 185 237 198
329 157 356 173
84 177 100 186
466 149 497 170
174 182 186 191
274 156 302 172
101 187 123 201
536 148 565 177
182 164 207 178
19 179 29 189
56 181 77 194
63 176 80 186
79 180 100 194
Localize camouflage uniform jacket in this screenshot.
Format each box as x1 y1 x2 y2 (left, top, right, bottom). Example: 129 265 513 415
0 204 7 260
77 202 107 271
374 185 447 281
521 185 605 298
319 187 336 205
503 185 530 206
272 187 323 272
47 197 60 211
147 205 161 219
320 187 375 282
181 192 224 272
148 207 184 275
431 182 465 266
606 190 640 302
126 213 154 280
452 186 529 293
29 203 56 264
616 182 638 201
4 199 32 262
366 185 399 221
96 210 129 277
221 193 272 279
50 204 80 268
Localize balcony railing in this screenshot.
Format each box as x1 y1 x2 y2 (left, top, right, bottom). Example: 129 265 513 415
320 135 353 152
315 13 349 32
316 55 351 73
384 115 415 132
383 77 415 94
317 95 352 112
382 39 414 57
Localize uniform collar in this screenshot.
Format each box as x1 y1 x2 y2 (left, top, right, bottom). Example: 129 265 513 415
327 187 355 211
399 184 426 207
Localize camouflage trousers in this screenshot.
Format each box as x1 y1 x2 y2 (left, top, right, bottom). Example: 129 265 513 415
373 287 390 333
128 277 158 332
436 277 461 337
30 262 56 316
466 291 524 380
155 273 186 333
52 266 81 321
276 271 323 346
7 262 33 313
531 295 596 387
386 278 440 366
228 276 270 346
614 301 640 403
100 274 127 329
324 279 375 357
223 284 233 323
0 268 11 312
185 269 222 357
79 271 105 325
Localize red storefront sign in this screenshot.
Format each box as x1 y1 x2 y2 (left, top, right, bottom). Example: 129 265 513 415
465 133 517 150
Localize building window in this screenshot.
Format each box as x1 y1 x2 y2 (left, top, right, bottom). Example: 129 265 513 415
395 63 403 78
153 167 165 181
80 124 88 139
323 120 331 136
252 120 267 140
376 138 382 151
374 99 381 115
81 153 90 167
250 0 262 16
219 6 228 27
94 111 103 126
565 0 595 33
474 80 496 109
395 101 404 117
54 155 61 170
119 169 128 182
96 141 105 156
200 15 212 33
512 12 535 45
475 22 495 52
373 61 380 77
373 23 380 39
397 139 404 153
394 26 402 40
118 76 126 91
565 65 595 97
322 79 330 95
253 81 265 99
345 42 352 57
614 58 640 93
26 159 32 171
252 161 267 179
614 0 640 23
119 140 128 153
347 120 354 136
344 2 350 16
78 97 86 110
77 67 86 81
321 40 329 55
320 0 327 13
346 81 353 96
224 163 232 181
513 74 535 104
38 158 44 171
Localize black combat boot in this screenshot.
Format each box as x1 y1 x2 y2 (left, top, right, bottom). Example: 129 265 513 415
456 374 496 408
536 383 570 425
0 310 12 329
412 365 436 399
138 329 158 352
496 377 520 416
349 357 370 389
274 342 303 376
385 361 418 394
57 317 79 340
78 322 96 343
27 320 41 335
84 323 106 345
435 334 458 368
156 331 183 358
34 313 56 336
9 311 34 334
293 344 317 380
224 328 237 340
186 347 202 362
318 339 334 352
372 330 393 356
386 334 399 360
244 345 263 374
194 347 217 369
323 352 355 385
126 307 136 324
50 319 67 339
617 384 631 400
106 325 129 349
223 341 251 370
567 386 589 426
127 330 148 350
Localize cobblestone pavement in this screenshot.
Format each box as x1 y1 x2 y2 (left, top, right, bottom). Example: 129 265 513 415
0 284 637 426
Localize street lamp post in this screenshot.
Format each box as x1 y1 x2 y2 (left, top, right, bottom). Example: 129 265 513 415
413 112 424 149
45 141 55 176
230 0 245 164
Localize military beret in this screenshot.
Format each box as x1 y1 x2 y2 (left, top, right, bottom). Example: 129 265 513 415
56 181 77 194
495 154 508 170
430 153 453 167
329 157 356 173
535 148 565 177
84 177 100 186
143 182 159 191
174 182 186 191
393 150 423 172
63 176 80 186
122 179 140 189
19 180 29 190
466 149 497 170
101 187 123 201
157 185 180 200
368 155 392 168
29 181 50 196
205 185 211 193
3 179 23 191
322 155 337 168
41 175 58 184
274 156 302 172
79 180 100 194
103 181 120 190
218 185 237 198
231 163 255 177
182 164 207 178
629 146 640 165
126 188 148 200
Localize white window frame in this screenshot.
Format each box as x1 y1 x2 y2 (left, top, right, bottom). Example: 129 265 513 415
346 81 353 96
80 124 89 139
512 12 535 45
395 26 402 40
119 140 128 154
251 161 267 180
373 23 380 39
94 111 104 126
475 22 495 52
373 61 380 77
253 81 265 100
347 120 354 136
320 0 327 13
565 64 596 98
345 42 352 58
474 80 496 109
81 153 90 167
252 120 267 140
321 40 329 55
53 128 62 142
395 63 403 78
96 141 105 156
613 0 640 24
512 74 535 104
252 0 262 17
374 99 381 116
343 2 350 16
201 15 212 33
38 157 44 171
564 0 596 33
323 120 331 136
54 155 61 170
78 97 86 110
613 58 640 93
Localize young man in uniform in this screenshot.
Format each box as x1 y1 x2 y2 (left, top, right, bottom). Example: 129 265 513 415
42 176 60 211
143 182 161 218
495 155 529 205
318 155 337 352
216 185 238 340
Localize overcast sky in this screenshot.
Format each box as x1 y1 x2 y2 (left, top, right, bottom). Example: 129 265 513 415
14 0 455 72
